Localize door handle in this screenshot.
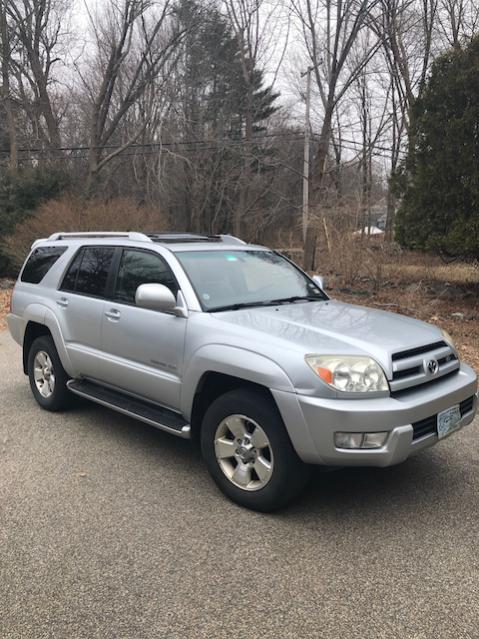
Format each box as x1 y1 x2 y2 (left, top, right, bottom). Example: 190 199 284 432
105 309 121 321
56 297 69 308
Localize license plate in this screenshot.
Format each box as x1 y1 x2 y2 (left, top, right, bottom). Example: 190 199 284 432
437 404 462 439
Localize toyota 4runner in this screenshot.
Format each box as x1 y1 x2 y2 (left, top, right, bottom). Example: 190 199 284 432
7 232 478 510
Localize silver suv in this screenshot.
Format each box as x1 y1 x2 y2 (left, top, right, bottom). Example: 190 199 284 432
7 232 478 510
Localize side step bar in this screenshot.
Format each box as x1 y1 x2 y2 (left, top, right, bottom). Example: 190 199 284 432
67 379 191 438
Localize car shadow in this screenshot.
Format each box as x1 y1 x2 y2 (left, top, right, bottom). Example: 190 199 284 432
24 389 474 522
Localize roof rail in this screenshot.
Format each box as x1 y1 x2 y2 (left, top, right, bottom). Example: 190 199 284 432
47 232 152 242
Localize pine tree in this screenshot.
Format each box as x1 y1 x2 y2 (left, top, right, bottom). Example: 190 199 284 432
395 36 479 258
175 0 278 139
172 0 279 233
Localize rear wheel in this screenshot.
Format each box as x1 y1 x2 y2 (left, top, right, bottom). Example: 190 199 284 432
28 336 71 411
201 389 310 511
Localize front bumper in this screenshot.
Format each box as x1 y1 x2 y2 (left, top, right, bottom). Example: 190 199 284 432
272 363 477 466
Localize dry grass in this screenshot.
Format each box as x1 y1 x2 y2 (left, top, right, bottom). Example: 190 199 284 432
384 262 478 285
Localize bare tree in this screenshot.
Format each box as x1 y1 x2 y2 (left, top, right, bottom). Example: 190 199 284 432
6 0 67 150
292 0 382 269
435 0 479 48
81 0 186 193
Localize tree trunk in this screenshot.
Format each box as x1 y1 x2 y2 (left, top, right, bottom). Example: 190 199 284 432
303 103 334 271
30 54 61 150
385 184 396 241
0 1 17 172
234 72 254 238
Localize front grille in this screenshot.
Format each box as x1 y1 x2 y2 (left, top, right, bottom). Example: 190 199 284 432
412 395 475 440
390 340 459 393
392 341 447 361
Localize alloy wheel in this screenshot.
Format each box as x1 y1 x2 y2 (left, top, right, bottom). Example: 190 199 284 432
33 351 56 398
214 414 274 491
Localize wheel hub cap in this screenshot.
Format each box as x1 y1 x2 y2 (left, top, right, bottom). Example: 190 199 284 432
235 437 257 464
33 351 55 398
214 414 274 492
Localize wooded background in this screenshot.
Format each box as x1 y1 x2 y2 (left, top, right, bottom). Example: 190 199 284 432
1 0 478 274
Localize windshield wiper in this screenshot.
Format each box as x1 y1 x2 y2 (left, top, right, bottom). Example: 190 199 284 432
268 295 323 305
209 296 323 312
209 301 278 312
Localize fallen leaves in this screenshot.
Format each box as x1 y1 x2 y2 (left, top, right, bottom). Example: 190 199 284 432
0 289 11 331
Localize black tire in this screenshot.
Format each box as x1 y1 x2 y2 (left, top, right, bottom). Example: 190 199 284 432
201 389 310 511
27 335 71 411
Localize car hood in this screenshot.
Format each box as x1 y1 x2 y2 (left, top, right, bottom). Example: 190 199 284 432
213 299 446 376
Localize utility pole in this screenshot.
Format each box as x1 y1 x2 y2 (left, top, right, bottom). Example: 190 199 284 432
301 66 313 244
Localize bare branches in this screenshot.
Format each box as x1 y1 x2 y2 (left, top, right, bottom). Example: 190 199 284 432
0 0 18 171
83 0 187 191
6 0 68 149
291 0 382 268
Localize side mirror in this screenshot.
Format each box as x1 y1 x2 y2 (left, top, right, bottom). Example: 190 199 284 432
135 283 177 313
312 275 325 290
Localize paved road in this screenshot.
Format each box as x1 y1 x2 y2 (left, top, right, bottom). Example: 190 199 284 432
1 331 479 639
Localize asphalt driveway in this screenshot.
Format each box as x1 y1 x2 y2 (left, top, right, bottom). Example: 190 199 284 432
1 331 478 639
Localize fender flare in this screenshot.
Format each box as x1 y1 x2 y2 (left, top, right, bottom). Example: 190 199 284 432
181 344 295 419
23 304 75 377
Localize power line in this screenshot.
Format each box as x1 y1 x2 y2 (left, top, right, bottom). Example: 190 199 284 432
2 131 407 167
0 131 305 157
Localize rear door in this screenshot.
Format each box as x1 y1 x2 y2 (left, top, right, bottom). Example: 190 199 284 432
99 248 187 410
57 246 116 377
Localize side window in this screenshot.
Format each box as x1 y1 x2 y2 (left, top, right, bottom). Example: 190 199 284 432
114 249 179 305
61 247 115 297
61 250 83 292
21 246 67 284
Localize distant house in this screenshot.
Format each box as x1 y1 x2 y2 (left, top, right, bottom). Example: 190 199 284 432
353 225 385 237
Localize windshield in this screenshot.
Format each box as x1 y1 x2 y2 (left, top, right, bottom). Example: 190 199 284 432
175 250 326 311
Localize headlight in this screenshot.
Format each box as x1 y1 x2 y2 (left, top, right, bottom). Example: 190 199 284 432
305 355 389 393
441 328 455 349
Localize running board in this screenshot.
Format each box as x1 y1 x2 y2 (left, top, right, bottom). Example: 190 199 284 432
67 379 191 438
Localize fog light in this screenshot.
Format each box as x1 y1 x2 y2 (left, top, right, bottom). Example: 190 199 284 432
335 431 389 449
334 432 364 449
363 432 388 448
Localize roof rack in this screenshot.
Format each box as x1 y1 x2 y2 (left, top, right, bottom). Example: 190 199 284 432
47 232 152 242
45 231 247 245
148 233 246 245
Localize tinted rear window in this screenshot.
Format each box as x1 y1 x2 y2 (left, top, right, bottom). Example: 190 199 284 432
61 250 83 292
21 246 67 284
61 247 115 297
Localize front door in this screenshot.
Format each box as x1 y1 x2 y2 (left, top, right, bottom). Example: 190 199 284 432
99 248 187 410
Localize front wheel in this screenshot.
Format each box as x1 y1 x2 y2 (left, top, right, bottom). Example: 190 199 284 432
201 389 310 511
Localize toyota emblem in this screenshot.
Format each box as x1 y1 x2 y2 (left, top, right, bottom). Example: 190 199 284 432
426 359 439 375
